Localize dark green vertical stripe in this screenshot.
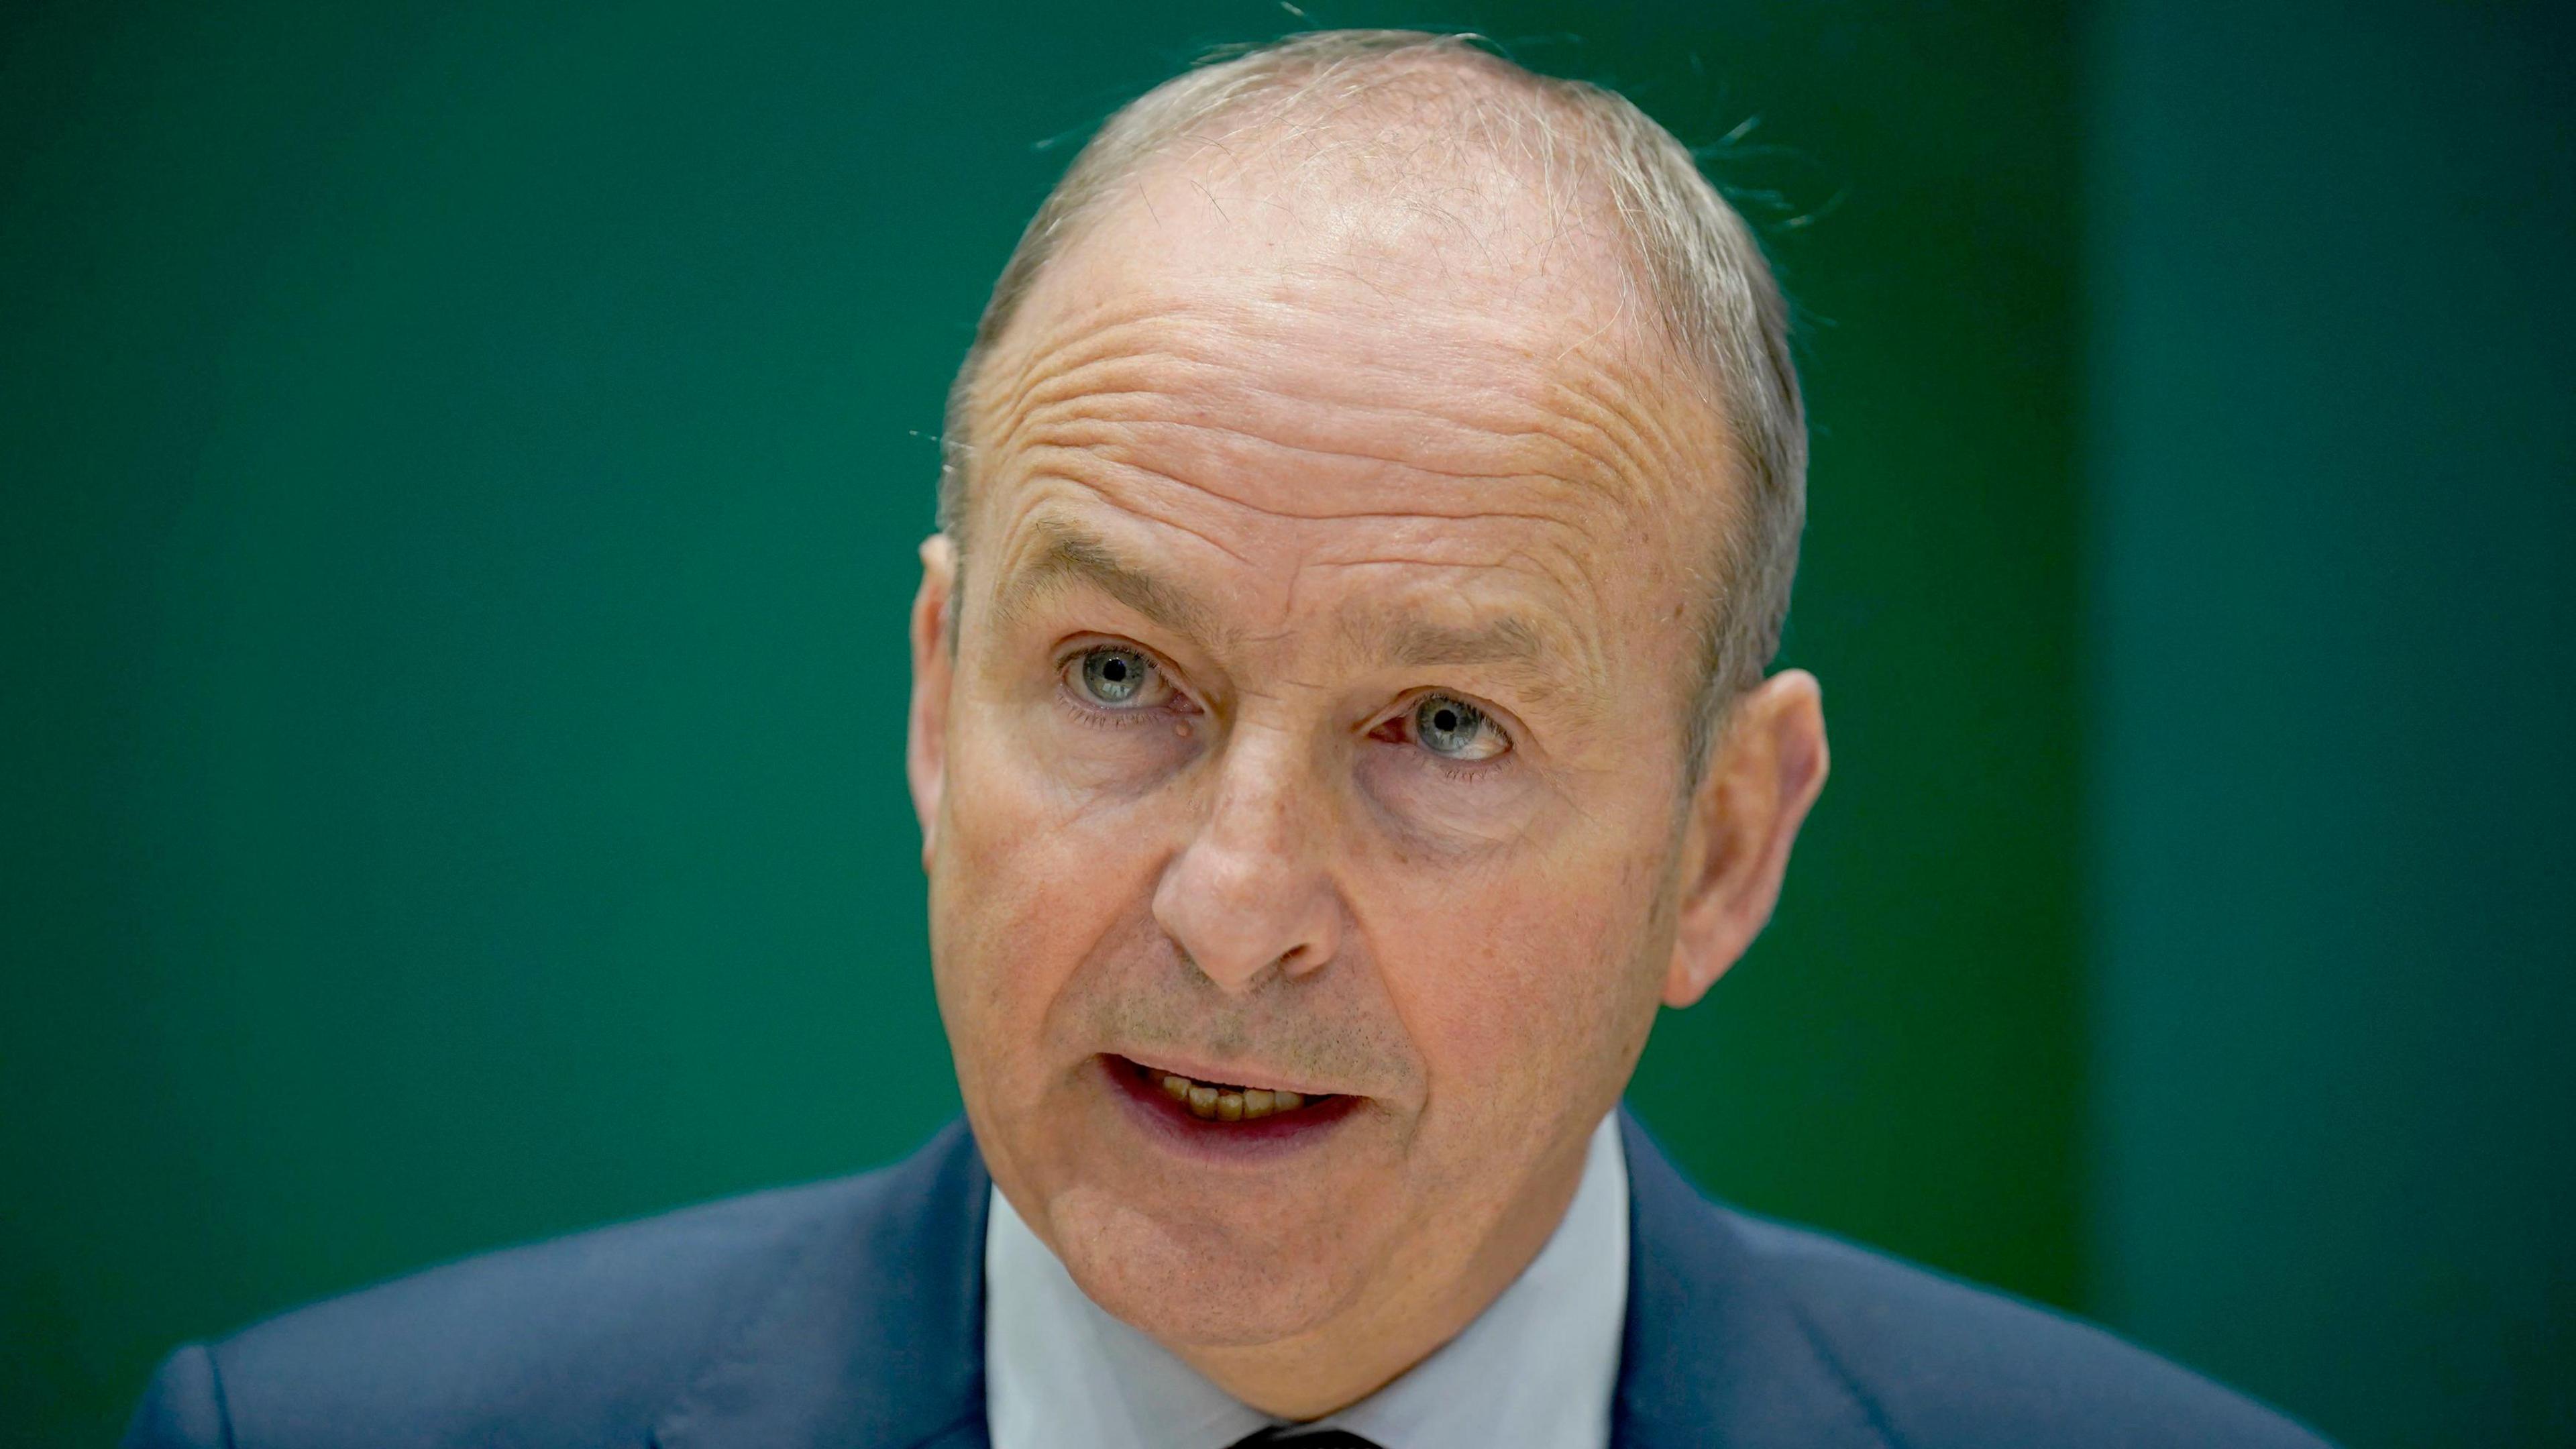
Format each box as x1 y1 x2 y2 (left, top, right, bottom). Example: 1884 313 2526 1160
2084 3 2575 1444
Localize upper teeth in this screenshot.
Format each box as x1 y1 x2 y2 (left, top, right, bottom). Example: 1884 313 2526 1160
1134 1061 1311 1120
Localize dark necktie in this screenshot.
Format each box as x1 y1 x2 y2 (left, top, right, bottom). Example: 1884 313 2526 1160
1224 1429 1385 1448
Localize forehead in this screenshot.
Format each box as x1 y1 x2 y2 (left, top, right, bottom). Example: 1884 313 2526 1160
986 154 1720 482
1034 125 1654 373
962 135 1727 686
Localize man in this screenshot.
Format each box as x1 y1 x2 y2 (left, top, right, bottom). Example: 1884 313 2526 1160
125 31 2328 1449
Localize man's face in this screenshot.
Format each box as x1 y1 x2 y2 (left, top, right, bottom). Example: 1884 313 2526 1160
910 152 1739 1367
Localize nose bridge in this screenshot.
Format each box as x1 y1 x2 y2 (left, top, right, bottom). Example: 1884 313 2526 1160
1152 716 1340 991
1204 719 1309 857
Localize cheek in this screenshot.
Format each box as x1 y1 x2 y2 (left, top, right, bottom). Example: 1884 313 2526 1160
931 704 1175 1069
1364 818 1674 1114
1352 747 1548 849
1029 704 1199 798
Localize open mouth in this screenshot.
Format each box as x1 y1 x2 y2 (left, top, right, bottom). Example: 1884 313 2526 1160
1102 1057 1350 1124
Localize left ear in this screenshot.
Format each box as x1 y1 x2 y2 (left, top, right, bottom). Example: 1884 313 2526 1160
1663 668 1830 1008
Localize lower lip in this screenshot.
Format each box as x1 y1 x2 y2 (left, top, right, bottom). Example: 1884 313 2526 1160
1099 1055 1362 1160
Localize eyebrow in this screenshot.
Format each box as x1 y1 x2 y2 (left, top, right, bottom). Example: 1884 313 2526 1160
1373 613 1552 671
1348 608 1591 718
988 513 1595 720
989 516 1217 641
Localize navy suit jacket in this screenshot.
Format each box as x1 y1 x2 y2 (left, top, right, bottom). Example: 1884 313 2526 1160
125 1112 2329 1448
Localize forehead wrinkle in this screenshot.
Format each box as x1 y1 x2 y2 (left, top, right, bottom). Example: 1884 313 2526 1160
979 233 1681 501
1007 435 1608 585
1025 423 1611 529
971 310 1211 496
981 297 1693 543
1019 384 1626 499
994 305 1578 462
995 354 1664 545
1539 341 1720 517
1002 453 1253 572
986 512 1220 643
1551 348 1695 472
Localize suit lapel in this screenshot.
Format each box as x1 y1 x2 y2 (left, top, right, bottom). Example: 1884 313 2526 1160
1611 1109 1892 1449
654 1120 994 1449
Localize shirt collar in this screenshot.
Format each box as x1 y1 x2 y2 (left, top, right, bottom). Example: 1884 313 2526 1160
984 1112 1629 1449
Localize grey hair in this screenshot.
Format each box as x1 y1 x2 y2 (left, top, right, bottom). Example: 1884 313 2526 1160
938 30 1805 767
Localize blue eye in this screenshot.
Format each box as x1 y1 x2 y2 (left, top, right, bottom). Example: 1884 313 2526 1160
1072 646 1158 706
1413 694 1507 761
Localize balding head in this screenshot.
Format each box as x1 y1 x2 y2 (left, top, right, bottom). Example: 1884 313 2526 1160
941 32 1805 753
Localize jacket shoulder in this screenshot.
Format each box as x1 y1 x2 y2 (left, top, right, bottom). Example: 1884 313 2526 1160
126 1160 916 1449
1729 1213 2333 1449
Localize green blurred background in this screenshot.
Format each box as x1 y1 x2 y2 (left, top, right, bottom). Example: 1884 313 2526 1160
1 1 2565 1444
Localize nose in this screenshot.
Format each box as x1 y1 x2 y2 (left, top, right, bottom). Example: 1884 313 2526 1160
1151 723 1343 994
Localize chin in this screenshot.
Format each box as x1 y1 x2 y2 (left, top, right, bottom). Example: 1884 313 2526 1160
1045 1185 1368 1347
